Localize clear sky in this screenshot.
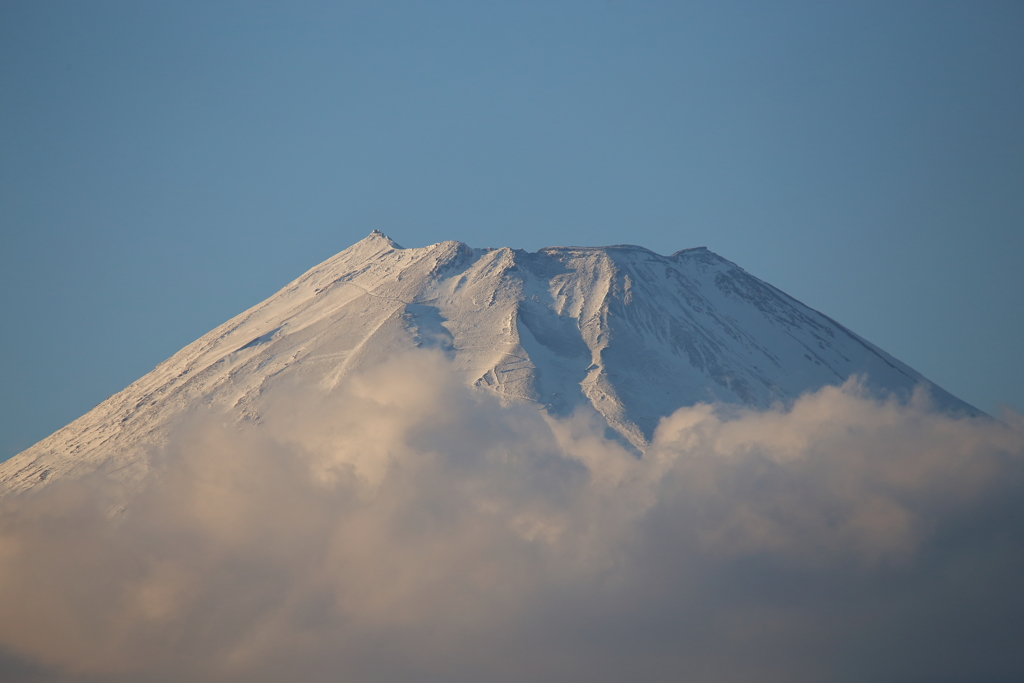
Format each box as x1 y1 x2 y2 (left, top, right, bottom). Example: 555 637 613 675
2 0 1022 461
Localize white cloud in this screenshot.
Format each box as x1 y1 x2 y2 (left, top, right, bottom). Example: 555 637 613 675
1 351 1022 682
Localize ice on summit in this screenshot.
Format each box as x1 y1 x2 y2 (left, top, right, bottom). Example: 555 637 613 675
0 232 978 495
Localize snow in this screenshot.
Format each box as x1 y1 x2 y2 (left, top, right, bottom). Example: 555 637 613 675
0 231 979 495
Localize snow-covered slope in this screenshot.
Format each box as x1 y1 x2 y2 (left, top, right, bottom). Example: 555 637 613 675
0 231 977 495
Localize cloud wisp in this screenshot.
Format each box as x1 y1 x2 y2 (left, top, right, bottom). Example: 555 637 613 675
1 351 1022 682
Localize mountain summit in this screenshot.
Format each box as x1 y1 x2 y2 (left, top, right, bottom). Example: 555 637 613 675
0 233 976 495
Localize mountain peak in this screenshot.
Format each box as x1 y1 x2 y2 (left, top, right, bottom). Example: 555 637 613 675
0 235 979 496
362 229 403 248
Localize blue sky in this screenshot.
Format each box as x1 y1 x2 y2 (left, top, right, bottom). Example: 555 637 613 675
2 0 1022 461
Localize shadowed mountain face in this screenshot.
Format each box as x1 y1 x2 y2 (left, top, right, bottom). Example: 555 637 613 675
0 231 976 495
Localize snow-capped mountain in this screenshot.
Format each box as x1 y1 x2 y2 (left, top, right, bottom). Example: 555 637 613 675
0 231 977 495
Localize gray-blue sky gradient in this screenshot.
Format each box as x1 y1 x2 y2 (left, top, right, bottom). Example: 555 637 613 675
2 0 1022 461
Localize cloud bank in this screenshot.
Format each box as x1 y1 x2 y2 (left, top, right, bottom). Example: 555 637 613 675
1 351 1023 682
